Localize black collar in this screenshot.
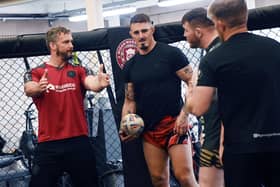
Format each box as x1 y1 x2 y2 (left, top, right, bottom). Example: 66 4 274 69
206 37 221 53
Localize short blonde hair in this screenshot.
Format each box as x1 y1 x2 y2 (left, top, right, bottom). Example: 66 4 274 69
46 26 71 50
208 0 248 28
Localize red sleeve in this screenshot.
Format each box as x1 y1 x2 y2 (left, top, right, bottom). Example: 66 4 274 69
31 68 41 82
79 66 94 84
23 68 42 83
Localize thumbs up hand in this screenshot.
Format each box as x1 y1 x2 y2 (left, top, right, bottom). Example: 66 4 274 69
39 69 49 92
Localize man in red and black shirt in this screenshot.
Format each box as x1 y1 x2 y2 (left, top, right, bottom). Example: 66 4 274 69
24 26 109 187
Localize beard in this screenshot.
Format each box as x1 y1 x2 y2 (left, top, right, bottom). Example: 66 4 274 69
188 37 201 49
138 38 149 51
140 43 148 51
56 49 72 61
189 42 200 49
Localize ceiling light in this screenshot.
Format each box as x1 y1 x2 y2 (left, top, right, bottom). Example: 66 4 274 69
158 0 202 7
68 7 136 22
68 14 87 22
103 7 136 17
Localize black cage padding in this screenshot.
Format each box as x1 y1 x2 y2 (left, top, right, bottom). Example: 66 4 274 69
248 5 280 31
0 28 109 58
72 28 109 51
154 22 185 43
0 5 279 59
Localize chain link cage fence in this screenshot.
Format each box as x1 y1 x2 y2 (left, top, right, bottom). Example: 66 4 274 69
0 26 279 187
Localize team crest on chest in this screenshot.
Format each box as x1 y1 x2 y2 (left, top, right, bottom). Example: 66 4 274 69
116 39 137 69
67 71 76 78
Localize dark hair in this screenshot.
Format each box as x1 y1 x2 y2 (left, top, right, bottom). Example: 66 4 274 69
46 26 71 51
208 0 248 28
130 13 153 25
181 7 214 27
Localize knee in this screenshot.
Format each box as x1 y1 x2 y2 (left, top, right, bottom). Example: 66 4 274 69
174 169 198 187
150 172 169 187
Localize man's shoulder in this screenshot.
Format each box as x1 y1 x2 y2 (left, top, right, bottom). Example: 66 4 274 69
203 45 223 61
66 62 85 69
30 62 47 74
123 55 137 71
126 53 138 64
253 33 280 47
206 37 221 53
157 42 178 50
156 42 184 58
33 62 46 70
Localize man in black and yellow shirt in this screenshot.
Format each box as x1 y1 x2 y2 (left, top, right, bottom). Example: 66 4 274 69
182 7 224 187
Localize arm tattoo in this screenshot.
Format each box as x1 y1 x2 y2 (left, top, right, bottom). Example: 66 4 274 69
125 83 134 101
183 66 193 86
182 101 189 115
184 66 193 75
23 70 32 83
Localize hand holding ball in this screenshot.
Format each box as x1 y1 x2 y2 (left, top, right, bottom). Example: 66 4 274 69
121 114 144 137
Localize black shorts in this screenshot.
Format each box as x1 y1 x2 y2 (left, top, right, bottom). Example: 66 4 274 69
29 136 98 187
